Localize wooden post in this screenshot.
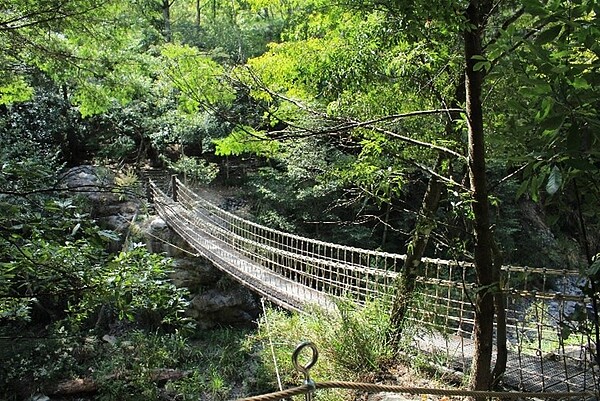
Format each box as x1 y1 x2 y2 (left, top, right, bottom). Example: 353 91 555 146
146 178 153 203
171 175 178 202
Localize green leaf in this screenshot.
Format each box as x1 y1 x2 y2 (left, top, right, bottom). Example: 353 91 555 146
546 166 562 195
71 223 81 236
560 325 572 340
523 0 549 16
97 230 120 242
515 179 528 199
586 257 600 276
536 25 563 45
473 61 491 72
571 76 591 89
539 113 565 131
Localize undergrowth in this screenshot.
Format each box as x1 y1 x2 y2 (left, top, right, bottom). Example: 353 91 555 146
243 297 393 401
1 298 395 400
0 328 259 401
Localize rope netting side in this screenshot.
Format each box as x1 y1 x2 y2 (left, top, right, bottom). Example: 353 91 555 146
174 178 403 304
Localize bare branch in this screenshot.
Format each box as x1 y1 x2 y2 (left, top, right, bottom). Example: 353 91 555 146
369 126 466 160
410 161 469 191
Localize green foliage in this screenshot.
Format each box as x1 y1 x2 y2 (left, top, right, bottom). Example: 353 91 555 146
214 126 280 157
92 331 192 401
160 43 235 113
70 244 192 331
166 328 259 399
0 76 34 105
490 2 600 339
0 329 92 397
245 299 391 399
0 327 261 401
2 1 161 115
162 155 220 185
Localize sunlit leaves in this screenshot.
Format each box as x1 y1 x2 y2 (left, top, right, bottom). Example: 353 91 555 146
214 126 280 157
160 43 235 113
247 38 329 100
1 0 159 115
0 77 34 105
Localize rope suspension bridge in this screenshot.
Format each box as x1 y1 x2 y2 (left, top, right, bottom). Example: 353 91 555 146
148 176 599 398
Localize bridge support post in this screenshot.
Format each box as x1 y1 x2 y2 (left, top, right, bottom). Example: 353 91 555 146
146 178 153 203
171 174 178 202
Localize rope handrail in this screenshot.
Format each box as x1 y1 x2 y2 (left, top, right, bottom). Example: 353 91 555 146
152 192 334 311
152 179 593 308
164 197 397 303
236 382 597 401
173 178 586 278
165 180 591 301
236 342 598 401
152 180 593 309
175 178 408 261
178 199 399 279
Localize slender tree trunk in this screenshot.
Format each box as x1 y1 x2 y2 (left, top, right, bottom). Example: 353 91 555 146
162 0 172 42
492 240 507 385
195 0 201 27
381 202 391 248
464 0 497 394
388 71 465 347
389 157 444 347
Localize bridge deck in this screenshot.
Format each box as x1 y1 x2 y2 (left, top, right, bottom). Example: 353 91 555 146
156 197 336 312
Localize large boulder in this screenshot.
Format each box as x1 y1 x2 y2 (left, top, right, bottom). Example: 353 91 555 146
60 166 141 250
188 283 260 329
169 258 222 292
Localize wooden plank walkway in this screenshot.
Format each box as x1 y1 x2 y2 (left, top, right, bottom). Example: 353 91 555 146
412 332 598 397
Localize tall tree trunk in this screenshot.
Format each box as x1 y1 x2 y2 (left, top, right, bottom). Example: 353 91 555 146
389 157 444 347
162 0 172 42
464 0 497 394
195 0 201 27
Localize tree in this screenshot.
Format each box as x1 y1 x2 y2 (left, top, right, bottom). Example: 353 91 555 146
463 0 497 391
228 0 534 391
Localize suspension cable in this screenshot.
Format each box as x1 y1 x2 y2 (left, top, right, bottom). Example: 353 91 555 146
261 298 283 392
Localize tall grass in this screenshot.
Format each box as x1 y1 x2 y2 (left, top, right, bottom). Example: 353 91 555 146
243 297 392 400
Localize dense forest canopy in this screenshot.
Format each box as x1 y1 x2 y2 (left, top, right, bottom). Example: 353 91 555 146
1 0 599 398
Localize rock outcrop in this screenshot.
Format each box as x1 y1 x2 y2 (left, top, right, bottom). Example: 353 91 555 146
143 215 261 329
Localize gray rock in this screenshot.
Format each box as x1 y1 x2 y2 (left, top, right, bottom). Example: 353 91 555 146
150 217 168 231
170 258 221 289
187 285 259 329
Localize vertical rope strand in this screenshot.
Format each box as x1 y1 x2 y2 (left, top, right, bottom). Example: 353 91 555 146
261 298 283 392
